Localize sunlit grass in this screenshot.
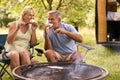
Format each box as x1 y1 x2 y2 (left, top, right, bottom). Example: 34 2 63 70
0 27 120 80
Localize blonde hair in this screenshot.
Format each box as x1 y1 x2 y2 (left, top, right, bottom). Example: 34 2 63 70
19 6 35 21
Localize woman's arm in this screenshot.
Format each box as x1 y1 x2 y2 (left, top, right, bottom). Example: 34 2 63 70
7 21 19 44
30 21 38 45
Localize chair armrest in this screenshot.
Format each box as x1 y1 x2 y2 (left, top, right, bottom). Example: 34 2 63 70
30 43 39 48
0 44 4 53
35 48 44 56
77 43 95 50
0 44 9 61
76 43 95 63
29 42 40 59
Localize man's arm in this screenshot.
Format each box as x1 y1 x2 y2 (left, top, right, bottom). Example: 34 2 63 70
7 22 19 44
54 28 83 43
44 27 53 50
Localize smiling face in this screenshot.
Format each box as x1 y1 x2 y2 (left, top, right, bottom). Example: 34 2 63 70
22 6 35 24
47 11 61 29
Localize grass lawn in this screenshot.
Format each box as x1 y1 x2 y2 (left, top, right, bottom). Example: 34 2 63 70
0 27 120 80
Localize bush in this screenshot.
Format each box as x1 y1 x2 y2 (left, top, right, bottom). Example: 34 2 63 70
0 18 15 28
0 8 16 28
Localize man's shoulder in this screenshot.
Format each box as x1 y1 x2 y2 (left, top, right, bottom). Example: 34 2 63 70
61 23 73 28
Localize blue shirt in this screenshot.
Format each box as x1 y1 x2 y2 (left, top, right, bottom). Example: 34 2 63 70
48 23 78 55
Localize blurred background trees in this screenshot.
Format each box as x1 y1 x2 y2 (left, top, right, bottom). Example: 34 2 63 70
0 0 95 28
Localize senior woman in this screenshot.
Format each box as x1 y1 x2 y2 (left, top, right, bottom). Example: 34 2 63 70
4 6 38 78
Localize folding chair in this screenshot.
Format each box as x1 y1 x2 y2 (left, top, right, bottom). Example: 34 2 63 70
0 34 42 80
0 34 12 80
74 26 95 62
35 26 95 63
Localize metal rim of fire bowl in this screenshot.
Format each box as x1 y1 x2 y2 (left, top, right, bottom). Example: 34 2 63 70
12 62 108 80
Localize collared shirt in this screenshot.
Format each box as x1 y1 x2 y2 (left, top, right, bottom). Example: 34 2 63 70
48 23 78 55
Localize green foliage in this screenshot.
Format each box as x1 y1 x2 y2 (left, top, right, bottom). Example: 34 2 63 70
61 0 93 27
0 0 18 27
0 7 16 27
0 18 15 28
0 0 95 28
44 0 95 27
1 28 120 80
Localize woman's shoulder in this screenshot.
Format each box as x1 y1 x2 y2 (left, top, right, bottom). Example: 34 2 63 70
8 21 17 27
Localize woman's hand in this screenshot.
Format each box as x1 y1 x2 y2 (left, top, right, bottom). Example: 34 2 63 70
30 20 38 31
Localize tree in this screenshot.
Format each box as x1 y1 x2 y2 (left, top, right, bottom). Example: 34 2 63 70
0 0 95 28
0 0 16 27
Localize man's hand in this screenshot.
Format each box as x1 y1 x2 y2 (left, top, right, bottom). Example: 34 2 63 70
44 23 53 35
54 28 67 34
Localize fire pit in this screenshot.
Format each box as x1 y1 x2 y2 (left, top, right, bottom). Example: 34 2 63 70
12 62 108 80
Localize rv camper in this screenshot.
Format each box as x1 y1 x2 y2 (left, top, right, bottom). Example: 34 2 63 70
96 0 120 45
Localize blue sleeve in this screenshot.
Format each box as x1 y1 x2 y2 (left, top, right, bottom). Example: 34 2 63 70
68 25 79 34
61 23 79 34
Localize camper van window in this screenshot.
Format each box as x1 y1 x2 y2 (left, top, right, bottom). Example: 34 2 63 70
107 0 120 21
107 0 120 41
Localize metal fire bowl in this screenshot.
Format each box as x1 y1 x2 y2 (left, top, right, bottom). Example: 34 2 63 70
12 62 108 80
